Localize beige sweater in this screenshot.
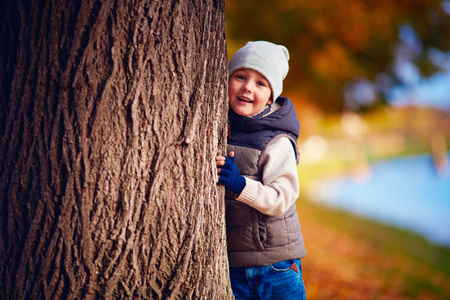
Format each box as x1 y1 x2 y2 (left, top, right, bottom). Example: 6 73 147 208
236 137 299 216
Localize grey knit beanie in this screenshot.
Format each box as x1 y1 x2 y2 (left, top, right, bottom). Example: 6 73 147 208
229 41 290 101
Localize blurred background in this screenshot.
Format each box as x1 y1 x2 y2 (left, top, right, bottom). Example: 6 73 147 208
225 0 450 298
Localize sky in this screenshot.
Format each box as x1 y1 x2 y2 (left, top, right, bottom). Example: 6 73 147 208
389 48 450 111
350 21 450 112
389 71 450 111
387 5 450 111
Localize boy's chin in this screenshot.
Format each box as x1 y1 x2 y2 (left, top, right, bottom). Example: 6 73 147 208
230 107 251 116
231 107 269 118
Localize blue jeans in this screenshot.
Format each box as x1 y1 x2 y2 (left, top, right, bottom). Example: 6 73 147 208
229 259 306 300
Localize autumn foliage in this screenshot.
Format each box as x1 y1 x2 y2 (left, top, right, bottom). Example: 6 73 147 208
226 0 450 112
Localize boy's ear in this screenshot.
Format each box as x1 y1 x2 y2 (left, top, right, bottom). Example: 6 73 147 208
267 98 273 105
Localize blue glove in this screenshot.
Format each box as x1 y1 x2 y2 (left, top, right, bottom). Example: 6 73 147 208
218 155 246 194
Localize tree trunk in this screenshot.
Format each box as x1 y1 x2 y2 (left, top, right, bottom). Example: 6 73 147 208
0 0 231 299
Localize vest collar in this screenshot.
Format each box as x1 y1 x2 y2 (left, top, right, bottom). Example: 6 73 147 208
228 97 299 138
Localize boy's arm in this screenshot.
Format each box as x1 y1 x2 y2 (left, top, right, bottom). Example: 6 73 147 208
236 137 299 216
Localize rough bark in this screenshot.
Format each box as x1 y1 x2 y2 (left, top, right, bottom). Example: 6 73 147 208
0 0 231 299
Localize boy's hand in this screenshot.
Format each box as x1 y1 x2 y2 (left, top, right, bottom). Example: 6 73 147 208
216 151 246 194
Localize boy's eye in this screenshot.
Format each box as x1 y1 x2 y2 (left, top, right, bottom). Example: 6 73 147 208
236 75 245 80
257 81 266 87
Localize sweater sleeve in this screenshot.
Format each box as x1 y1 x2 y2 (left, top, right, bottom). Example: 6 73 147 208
235 137 299 216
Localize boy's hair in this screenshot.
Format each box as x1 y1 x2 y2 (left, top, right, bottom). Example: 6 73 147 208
229 41 290 101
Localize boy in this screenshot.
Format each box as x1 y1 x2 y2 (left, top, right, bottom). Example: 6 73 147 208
216 41 306 299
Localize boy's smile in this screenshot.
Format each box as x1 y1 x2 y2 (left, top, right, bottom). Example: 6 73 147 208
228 69 273 116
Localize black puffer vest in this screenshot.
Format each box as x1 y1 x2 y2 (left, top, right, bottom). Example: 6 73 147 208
226 97 306 267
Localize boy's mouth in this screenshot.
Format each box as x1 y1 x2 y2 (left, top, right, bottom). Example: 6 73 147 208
238 96 253 103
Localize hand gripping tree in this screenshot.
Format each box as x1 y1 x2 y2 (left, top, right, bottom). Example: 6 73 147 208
0 0 232 298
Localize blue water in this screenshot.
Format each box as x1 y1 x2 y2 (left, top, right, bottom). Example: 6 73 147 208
313 154 450 246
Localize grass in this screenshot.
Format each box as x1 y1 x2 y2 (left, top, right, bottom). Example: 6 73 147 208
297 198 450 299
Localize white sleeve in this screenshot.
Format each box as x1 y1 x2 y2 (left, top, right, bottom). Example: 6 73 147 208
235 137 299 216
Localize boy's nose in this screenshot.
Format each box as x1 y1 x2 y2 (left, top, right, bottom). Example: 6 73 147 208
242 83 252 93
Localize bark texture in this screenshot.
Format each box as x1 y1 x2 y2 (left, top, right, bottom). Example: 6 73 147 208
0 0 231 299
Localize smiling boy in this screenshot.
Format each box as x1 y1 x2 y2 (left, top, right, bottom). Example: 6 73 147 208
228 68 273 117
216 41 306 299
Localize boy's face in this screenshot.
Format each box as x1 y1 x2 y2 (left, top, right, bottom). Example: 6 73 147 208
228 68 273 116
